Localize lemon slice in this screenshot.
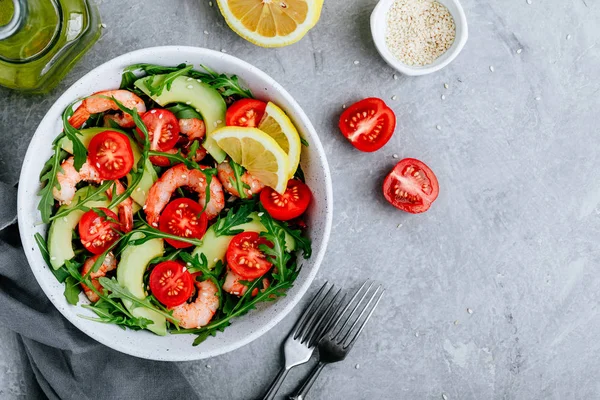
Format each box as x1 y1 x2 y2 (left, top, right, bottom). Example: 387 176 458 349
212 126 290 193
258 102 301 178
216 0 324 48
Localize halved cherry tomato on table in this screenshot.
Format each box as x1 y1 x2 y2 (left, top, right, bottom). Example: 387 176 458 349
137 109 180 151
225 99 267 127
158 198 208 248
383 158 439 214
226 232 273 280
87 131 134 180
260 179 311 221
149 261 194 308
339 97 396 152
78 208 121 254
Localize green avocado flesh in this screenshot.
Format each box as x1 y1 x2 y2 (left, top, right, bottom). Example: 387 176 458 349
117 233 166 335
48 187 110 270
134 75 227 163
192 213 296 270
58 127 157 206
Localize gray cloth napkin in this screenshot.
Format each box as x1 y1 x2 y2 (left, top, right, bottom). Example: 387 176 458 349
0 182 200 399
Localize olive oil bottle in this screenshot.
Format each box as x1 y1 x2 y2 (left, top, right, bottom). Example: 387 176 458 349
0 0 101 93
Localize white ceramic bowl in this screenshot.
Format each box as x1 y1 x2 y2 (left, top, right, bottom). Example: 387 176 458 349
370 0 468 76
17 46 333 361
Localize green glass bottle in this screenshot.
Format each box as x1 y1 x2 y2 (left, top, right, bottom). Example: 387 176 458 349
0 0 101 93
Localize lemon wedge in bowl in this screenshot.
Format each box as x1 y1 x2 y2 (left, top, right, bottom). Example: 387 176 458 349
216 0 324 48
258 102 302 178
212 126 290 193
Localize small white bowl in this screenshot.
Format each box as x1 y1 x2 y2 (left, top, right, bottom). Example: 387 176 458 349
370 0 468 76
17 46 333 361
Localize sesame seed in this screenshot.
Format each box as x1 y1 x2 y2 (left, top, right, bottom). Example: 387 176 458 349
187 85 193 89
213 258 219 262
186 77 193 81
186 101 192 105
566 34 572 40
204 30 209 35
392 153 399 159
391 95 398 100
258 212 264 217
385 0 456 66
355 364 360 369
442 394 448 400
444 83 449 89
196 108 201 112
535 96 541 101
206 364 211 369
136 187 141 192
516 48 523 54
342 104 346 109
393 74 398 80
441 94 446 100
489 65 495 72
196 79 202 83
353 60 360 65
467 308 473 314
454 320 459 325
213 122 218 128
50 256 56 260
221 49 227 53
186 262 192 266
143 205 147 210
100 23 107 28
216 120 222 124
415 331 419 337
436 125 442 130
397 223 403 228
63 217 68 222
526 0 532 4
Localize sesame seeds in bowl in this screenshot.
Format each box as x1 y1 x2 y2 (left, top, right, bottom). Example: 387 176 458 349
370 0 468 76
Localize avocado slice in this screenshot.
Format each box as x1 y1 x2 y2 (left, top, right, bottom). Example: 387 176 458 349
192 212 296 270
117 233 166 335
134 75 227 163
48 187 110 269
58 127 157 206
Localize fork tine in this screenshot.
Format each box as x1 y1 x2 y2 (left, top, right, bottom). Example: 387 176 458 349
332 281 374 342
296 284 335 343
344 287 385 349
291 281 329 337
323 280 370 339
313 292 347 342
305 288 343 347
339 285 383 346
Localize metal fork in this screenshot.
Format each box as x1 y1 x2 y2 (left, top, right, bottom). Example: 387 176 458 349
261 282 342 400
289 281 385 400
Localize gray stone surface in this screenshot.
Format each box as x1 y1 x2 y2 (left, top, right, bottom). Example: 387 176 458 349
1 0 600 398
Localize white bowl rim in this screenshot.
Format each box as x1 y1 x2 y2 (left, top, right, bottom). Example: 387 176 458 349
370 0 469 76
17 46 333 361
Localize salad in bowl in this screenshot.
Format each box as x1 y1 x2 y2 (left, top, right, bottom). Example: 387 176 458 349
19 48 331 359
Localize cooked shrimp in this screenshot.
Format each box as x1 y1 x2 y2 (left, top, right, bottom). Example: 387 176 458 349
80 253 116 303
68 90 146 129
107 180 133 233
222 268 269 297
179 118 205 142
217 161 264 198
53 157 102 204
144 163 224 225
171 279 219 329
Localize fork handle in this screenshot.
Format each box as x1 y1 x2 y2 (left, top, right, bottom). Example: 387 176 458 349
288 361 327 400
262 366 291 400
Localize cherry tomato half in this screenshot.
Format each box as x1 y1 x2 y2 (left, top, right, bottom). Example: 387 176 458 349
226 232 273 280
137 109 180 151
149 261 194 308
382 158 439 214
79 208 121 254
260 180 311 221
158 198 208 248
87 131 134 180
338 97 396 152
225 99 267 128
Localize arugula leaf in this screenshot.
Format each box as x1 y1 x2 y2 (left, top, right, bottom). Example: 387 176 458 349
166 103 203 120
294 164 306 183
61 100 88 170
194 65 253 98
63 276 81 305
179 252 222 306
98 277 176 321
149 249 182 266
80 299 153 330
90 206 121 225
120 71 138 90
212 202 255 237
146 65 193 96
258 207 292 281
279 222 312 259
34 233 70 282
47 181 113 222
300 137 309 147
229 159 250 199
37 145 67 224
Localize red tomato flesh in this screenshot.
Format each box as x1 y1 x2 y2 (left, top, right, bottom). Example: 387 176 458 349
137 109 180 151
149 261 194 308
79 208 121 254
226 232 273 280
158 198 208 248
260 179 311 221
225 99 267 128
383 158 439 213
339 98 396 152
87 131 134 180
